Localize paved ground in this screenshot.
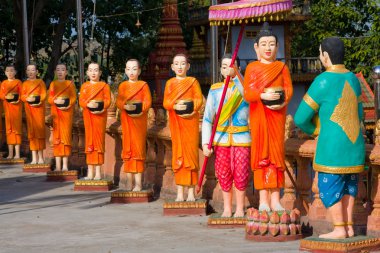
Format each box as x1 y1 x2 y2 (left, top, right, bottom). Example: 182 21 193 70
0 164 301 253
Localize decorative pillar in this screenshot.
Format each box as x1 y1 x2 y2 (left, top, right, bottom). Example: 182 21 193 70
295 156 312 216
281 156 297 210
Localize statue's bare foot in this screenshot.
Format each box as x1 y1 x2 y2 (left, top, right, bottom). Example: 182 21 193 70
132 186 142 192
93 175 101 180
54 168 62 172
319 228 347 239
14 155 20 159
37 159 44 164
221 210 232 218
346 225 354 238
186 195 195 202
62 167 68 172
233 210 245 218
272 202 285 211
6 156 13 159
30 161 37 165
175 196 184 202
259 203 271 212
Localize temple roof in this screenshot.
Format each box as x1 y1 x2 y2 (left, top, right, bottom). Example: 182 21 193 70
356 72 375 129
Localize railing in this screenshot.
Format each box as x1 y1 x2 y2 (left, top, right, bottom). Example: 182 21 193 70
39 96 380 236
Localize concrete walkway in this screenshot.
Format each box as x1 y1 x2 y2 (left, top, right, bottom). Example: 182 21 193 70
0 164 301 253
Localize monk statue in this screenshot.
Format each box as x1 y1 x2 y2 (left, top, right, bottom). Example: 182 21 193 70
295 37 365 239
0 65 22 159
21 64 47 164
116 59 152 191
243 22 293 212
163 54 203 202
79 63 111 180
48 63 77 171
202 54 251 217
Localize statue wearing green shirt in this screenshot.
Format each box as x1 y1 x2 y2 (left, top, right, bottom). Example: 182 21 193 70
295 37 365 239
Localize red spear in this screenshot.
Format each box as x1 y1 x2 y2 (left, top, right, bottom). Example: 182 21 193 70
197 24 246 194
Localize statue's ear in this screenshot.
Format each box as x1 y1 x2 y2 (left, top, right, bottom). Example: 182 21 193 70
254 43 260 61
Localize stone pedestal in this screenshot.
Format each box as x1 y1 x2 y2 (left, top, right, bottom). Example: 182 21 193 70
110 190 153 204
300 236 380 253
163 199 207 216
207 214 247 228
74 179 113 191
46 170 78 182
0 158 25 164
23 163 51 173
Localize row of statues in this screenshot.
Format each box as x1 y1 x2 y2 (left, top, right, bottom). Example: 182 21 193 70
0 23 364 240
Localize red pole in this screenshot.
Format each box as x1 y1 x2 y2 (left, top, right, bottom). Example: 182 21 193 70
197 24 246 194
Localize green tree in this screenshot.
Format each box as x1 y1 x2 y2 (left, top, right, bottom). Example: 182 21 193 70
291 0 380 77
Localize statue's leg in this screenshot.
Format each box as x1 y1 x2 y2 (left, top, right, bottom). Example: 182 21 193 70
271 188 285 211
318 172 348 239
14 145 20 159
132 173 142 192
126 173 133 191
221 189 233 217
215 146 233 216
232 146 250 217
234 189 245 217
259 189 271 211
319 200 347 239
62 157 69 171
37 150 44 164
31 151 38 164
85 165 94 180
93 165 101 180
187 186 195 202
342 194 355 237
55 157 62 171
175 185 184 202
342 174 358 237
7 145 14 159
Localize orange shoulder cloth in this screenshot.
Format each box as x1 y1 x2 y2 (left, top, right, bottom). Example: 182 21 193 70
247 61 285 91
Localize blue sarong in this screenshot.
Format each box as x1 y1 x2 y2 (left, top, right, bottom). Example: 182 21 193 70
318 172 358 208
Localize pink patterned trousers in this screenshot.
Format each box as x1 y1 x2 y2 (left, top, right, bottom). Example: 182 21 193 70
214 146 250 192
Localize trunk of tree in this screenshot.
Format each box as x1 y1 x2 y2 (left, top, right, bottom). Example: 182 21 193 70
44 0 75 87
13 0 25 79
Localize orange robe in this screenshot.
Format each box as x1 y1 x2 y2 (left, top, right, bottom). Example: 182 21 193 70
0 79 23 145
117 81 152 173
21 79 47 151
79 81 111 165
163 77 203 186
48 80 77 157
243 61 293 190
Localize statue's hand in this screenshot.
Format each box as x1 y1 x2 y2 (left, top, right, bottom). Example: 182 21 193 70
174 103 187 111
124 104 136 111
227 67 236 78
202 144 213 157
54 98 64 105
260 92 280 101
267 102 286 111
87 101 97 108
26 96 35 102
5 93 14 99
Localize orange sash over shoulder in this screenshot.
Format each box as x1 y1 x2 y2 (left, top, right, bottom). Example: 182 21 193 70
0 79 23 144
244 61 293 171
163 77 203 175
21 79 46 140
48 80 76 148
79 81 111 156
117 81 151 162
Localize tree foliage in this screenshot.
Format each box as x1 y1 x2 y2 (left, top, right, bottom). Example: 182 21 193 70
0 0 180 84
291 0 380 77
